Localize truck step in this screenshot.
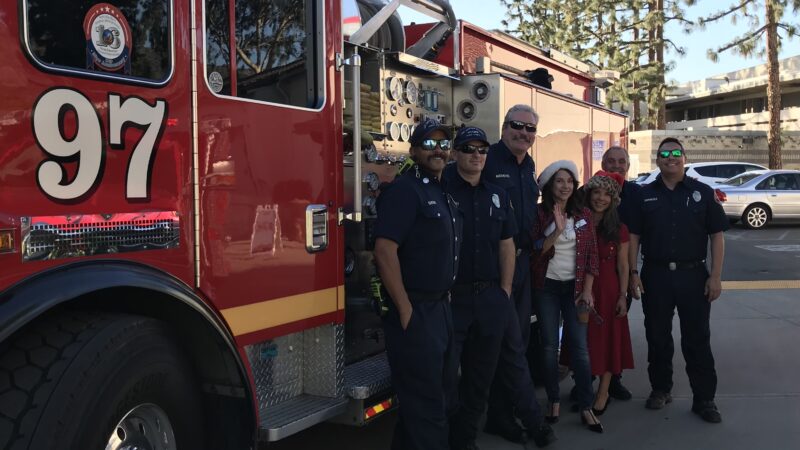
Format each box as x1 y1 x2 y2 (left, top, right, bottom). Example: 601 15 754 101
260 394 348 442
344 352 392 400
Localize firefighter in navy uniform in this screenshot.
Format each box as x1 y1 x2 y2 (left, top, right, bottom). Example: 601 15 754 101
373 119 462 450
628 137 727 424
481 104 541 442
443 127 555 450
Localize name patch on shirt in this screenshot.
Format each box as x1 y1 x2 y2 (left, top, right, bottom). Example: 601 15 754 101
495 173 511 179
427 200 438 206
644 197 658 203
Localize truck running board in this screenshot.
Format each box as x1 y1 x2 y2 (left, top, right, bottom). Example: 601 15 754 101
344 352 392 399
260 395 349 441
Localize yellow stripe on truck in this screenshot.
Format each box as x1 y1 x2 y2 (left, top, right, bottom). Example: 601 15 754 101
221 286 342 336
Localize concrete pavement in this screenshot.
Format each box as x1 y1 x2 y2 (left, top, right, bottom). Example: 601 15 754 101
271 286 800 450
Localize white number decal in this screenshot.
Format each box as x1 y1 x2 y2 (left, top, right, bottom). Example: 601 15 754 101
33 89 104 201
109 94 167 199
32 88 168 202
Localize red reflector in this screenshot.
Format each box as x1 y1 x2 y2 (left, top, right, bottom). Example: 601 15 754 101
714 189 727 202
166 118 179 126
364 398 394 420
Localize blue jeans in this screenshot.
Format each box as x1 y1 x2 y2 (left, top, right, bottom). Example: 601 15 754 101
535 278 593 409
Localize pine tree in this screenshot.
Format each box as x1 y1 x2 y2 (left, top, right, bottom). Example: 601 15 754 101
501 0 692 130
694 0 800 169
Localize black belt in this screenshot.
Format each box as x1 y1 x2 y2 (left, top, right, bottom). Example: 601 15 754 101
451 280 497 296
406 290 450 302
645 260 706 271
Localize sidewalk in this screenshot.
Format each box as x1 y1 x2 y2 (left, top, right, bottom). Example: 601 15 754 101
477 288 800 450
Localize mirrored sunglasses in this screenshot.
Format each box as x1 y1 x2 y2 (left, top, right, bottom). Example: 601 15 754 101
657 149 683 159
458 144 489 155
506 120 537 133
420 139 452 151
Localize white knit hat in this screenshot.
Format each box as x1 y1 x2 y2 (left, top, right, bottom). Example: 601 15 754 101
538 160 579 187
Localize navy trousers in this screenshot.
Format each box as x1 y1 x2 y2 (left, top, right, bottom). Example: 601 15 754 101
484 253 542 428
383 297 454 450
641 264 717 402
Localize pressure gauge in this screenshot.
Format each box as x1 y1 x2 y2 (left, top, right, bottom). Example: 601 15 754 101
386 77 402 101
386 122 400 141
399 123 410 142
404 80 418 104
406 108 413 119
389 104 398 116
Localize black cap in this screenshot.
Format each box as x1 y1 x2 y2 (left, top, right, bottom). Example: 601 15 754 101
454 126 490 149
409 118 452 147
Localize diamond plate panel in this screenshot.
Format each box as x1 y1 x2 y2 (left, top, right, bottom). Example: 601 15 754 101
245 332 303 413
302 324 344 397
344 352 392 399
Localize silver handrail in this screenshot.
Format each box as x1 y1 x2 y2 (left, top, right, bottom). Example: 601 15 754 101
343 48 363 223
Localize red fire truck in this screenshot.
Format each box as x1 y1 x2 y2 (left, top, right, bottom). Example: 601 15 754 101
0 0 625 448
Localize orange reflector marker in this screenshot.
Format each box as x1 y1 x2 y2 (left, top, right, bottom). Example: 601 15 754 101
364 398 394 420
0 229 14 253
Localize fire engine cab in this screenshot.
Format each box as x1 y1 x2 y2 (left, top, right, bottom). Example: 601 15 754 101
0 0 626 448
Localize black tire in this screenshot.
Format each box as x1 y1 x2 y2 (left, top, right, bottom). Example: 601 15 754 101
742 204 770 229
0 311 204 449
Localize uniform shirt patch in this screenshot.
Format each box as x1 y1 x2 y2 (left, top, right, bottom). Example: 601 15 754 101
492 194 500 208
693 191 702 202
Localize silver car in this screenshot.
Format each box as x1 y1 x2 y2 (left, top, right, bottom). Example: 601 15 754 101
716 169 800 229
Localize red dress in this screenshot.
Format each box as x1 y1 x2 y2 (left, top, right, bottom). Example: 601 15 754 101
588 224 634 376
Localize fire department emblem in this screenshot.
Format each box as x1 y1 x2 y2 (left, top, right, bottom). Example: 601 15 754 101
84 3 132 74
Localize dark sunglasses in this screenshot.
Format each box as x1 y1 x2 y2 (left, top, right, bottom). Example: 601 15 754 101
420 139 452 151
657 149 684 159
458 144 489 155
505 120 537 133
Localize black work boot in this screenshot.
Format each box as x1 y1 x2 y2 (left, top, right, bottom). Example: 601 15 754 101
692 400 722 423
609 375 632 400
529 422 557 448
645 390 673 410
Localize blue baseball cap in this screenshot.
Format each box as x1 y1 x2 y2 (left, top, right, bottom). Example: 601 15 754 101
454 126 490 149
409 118 452 147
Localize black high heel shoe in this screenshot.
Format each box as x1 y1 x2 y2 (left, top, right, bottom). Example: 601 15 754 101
581 408 604 433
592 396 611 416
545 402 560 424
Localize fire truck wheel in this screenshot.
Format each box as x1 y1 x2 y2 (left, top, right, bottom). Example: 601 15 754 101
0 310 204 450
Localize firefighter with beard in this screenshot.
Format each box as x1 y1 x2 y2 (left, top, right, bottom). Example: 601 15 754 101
373 119 462 450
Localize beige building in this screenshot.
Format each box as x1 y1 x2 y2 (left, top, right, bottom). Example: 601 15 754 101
629 55 800 175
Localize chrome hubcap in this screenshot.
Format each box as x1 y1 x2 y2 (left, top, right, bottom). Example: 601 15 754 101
747 208 767 228
105 403 176 450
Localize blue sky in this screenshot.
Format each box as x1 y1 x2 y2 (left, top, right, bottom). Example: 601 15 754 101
399 0 800 84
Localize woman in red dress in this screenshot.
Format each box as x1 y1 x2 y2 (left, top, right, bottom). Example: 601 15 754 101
584 170 635 415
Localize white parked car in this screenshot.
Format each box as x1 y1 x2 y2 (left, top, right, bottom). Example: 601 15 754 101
636 161 767 186
715 169 800 229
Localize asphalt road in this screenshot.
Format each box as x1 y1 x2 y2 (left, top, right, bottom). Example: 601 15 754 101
722 223 800 281
268 225 800 450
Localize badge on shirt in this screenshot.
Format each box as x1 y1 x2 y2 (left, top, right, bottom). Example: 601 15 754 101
423 177 430 184
492 194 500 208
693 190 701 202
575 219 587 229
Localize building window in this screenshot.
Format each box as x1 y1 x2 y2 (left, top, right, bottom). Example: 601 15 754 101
24 0 172 83
205 0 323 109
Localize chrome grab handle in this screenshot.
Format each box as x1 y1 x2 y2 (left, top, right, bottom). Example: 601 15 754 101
342 48 362 224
